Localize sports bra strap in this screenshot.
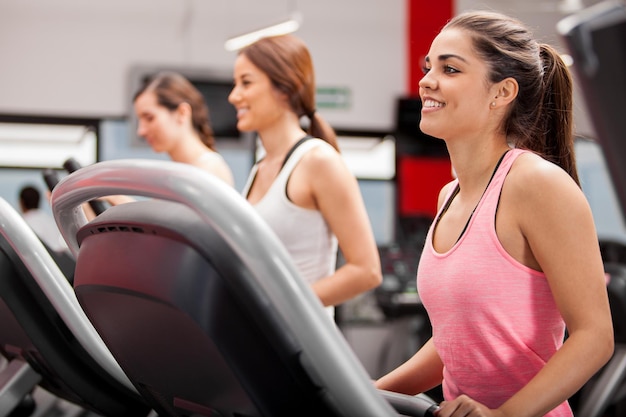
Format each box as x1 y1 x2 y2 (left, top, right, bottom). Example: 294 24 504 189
281 135 313 169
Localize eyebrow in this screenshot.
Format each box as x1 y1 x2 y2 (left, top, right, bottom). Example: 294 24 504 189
239 71 256 79
424 54 468 63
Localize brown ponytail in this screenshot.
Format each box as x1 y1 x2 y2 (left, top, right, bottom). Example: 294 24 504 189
538 44 578 185
309 112 339 152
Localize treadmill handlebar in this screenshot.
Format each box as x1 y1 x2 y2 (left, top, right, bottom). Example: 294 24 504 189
378 389 440 416
42 168 61 192
62 158 108 216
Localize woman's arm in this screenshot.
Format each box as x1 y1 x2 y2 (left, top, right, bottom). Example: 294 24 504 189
502 156 612 416
375 338 444 395
298 145 382 306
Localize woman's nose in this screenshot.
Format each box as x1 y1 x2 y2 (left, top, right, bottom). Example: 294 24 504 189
228 86 238 105
419 71 435 90
136 121 146 136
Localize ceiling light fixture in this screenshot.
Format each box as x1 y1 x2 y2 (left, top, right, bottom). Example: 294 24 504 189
559 0 584 14
224 12 302 51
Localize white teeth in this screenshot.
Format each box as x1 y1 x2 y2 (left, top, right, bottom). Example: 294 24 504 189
423 99 444 108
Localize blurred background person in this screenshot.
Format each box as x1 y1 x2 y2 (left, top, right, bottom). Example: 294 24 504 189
134 71 234 185
19 184 68 254
104 71 236 209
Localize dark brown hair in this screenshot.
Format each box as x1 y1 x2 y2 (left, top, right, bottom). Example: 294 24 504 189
134 71 216 151
19 185 40 210
445 11 578 185
239 35 339 152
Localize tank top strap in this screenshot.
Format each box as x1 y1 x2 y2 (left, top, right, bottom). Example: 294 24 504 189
242 138 330 199
276 138 331 182
477 148 530 218
489 148 525 186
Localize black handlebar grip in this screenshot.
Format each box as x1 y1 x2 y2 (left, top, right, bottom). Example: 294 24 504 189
42 168 61 192
62 157 108 216
426 404 440 416
62 157 83 174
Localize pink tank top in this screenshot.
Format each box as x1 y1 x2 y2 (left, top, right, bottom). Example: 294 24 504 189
417 149 572 416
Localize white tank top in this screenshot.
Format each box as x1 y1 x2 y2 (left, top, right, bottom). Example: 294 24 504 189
242 138 339 287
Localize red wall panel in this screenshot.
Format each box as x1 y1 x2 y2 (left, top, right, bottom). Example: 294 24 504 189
407 0 454 95
398 156 453 219
400 0 454 219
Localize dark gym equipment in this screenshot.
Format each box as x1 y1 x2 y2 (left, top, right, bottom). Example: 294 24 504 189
52 159 439 417
559 2 626 415
0 197 151 416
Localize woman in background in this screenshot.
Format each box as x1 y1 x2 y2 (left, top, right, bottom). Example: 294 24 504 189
133 71 234 185
375 10 613 417
100 71 235 210
228 35 381 314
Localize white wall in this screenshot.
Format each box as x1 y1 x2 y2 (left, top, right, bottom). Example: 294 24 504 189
1 0 621 241
0 0 406 245
0 0 406 131
0 0 608 136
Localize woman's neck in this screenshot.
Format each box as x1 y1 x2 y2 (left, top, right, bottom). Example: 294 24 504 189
447 136 510 194
168 133 211 164
257 118 308 162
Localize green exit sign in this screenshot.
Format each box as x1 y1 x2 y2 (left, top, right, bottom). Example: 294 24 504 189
316 87 351 109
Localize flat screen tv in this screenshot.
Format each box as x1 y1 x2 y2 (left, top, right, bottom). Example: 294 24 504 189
127 66 240 147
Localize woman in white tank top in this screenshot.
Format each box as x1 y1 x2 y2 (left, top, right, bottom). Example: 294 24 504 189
229 35 382 312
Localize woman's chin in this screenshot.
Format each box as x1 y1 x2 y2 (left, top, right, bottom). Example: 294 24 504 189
236 121 253 132
419 125 440 139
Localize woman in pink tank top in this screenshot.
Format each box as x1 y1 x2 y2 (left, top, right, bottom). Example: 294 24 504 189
376 11 614 417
